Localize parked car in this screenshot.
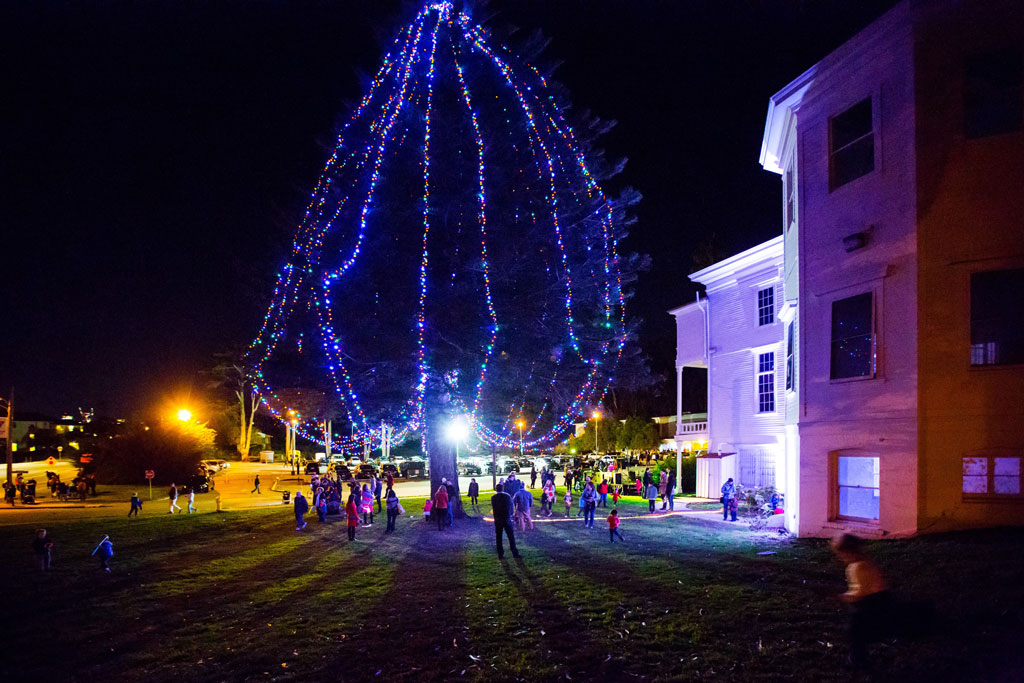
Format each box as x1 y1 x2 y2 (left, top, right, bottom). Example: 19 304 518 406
378 463 400 479
186 474 211 494
400 460 426 478
304 461 322 475
199 459 228 472
355 463 377 479
459 462 482 476
335 465 353 481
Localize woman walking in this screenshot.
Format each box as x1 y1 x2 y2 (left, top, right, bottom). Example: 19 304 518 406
581 482 598 529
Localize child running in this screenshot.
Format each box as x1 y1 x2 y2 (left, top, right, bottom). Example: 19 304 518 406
607 509 625 543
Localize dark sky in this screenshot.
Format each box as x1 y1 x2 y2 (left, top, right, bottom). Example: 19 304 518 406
3 0 898 418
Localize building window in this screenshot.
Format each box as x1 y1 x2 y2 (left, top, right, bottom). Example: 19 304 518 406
965 48 1022 139
829 98 874 190
830 292 874 380
757 352 775 413
757 287 774 326
785 160 796 230
786 321 795 391
837 455 880 521
963 454 1023 498
971 268 1024 366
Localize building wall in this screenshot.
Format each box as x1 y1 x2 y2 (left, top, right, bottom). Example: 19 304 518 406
794 2 920 537
913 0 1024 529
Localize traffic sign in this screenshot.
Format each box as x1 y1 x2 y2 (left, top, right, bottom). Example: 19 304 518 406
47 457 55 466
145 470 155 479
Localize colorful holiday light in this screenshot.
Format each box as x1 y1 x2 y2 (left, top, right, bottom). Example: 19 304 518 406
245 1 628 454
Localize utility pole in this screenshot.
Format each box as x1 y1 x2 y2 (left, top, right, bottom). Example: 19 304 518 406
491 444 497 491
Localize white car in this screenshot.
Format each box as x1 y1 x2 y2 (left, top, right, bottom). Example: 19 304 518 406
200 459 229 472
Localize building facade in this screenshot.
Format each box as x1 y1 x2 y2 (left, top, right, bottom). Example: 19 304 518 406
759 0 1024 536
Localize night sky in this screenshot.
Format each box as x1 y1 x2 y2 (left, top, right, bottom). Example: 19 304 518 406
3 0 899 418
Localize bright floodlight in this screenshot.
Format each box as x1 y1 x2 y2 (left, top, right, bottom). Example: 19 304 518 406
592 411 601 419
445 417 470 443
176 408 193 422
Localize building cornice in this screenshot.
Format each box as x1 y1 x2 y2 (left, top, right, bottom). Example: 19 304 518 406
689 235 784 288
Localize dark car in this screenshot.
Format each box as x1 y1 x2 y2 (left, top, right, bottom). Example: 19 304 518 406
379 463 399 479
304 461 322 475
355 464 377 479
336 465 353 481
186 474 211 494
459 462 482 476
400 460 426 478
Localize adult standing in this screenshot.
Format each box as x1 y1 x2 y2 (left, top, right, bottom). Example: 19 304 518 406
385 470 395 496
433 483 449 531
505 473 521 497
444 477 457 527
530 466 537 489
658 470 668 506
468 478 480 508
374 475 384 514
721 477 737 521
663 472 676 511
33 529 53 571
490 483 520 559
598 480 609 508
513 486 535 531
642 467 653 490
251 474 261 494
168 483 181 514
581 482 598 529
294 490 309 530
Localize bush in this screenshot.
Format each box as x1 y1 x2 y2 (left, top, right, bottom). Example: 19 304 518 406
93 422 219 485
652 454 697 494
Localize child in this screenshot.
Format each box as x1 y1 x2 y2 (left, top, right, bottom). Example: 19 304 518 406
187 487 197 514
611 485 621 506
423 497 433 522
607 509 625 543
563 489 572 517
96 536 114 572
831 533 895 669
345 495 359 541
361 483 374 525
634 477 643 496
316 495 327 524
128 492 143 517
646 482 658 513
33 529 54 571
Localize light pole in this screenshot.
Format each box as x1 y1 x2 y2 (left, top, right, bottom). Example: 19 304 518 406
592 410 601 455
516 419 525 458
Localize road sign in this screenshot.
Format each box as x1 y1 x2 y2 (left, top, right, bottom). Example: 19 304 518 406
47 457 55 466
144 470 155 479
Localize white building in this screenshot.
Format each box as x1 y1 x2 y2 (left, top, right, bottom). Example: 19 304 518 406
671 236 788 509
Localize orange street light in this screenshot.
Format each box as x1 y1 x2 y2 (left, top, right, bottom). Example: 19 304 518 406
176 408 193 422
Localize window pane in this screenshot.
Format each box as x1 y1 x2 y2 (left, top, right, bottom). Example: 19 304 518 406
971 269 1024 366
965 48 1023 139
963 476 988 494
831 99 872 149
994 457 1020 476
839 486 880 519
831 138 875 188
994 476 1021 495
838 456 879 488
963 457 988 477
831 293 873 379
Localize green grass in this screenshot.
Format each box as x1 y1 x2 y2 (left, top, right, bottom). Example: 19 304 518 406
1 494 1022 682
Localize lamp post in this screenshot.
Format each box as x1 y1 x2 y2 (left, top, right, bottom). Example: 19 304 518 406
592 410 601 455
516 419 525 457
176 408 192 423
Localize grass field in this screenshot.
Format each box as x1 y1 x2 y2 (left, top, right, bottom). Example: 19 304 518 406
1 491 1022 682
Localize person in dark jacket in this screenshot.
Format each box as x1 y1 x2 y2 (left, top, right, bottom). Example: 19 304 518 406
294 491 309 531
128 492 143 517
444 478 457 527
490 483 520 559
373 475 383 513
32 529 54 571
468 478 480 508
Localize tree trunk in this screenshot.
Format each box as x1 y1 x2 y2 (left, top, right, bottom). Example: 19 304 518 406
236 390 248 460
425 386 465 519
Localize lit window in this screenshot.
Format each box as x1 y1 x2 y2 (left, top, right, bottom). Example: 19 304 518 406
970 268 1024 366
830 292 874 380
757 352 775 413
963 454 1023 498
786 321 795 391
829 98 874 190
837 456 880 521
757 287 775 326
964 48 1022 139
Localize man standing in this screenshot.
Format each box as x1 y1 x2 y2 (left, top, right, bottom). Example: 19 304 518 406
168 483 181 514
468 478 480 508
385 470 395 496
490 483 520 559
294 490 309 531
373 475 383 514
530 466 537 489
664 472 676 511
721 477 737 522
513 485 535 531
251 474 261 494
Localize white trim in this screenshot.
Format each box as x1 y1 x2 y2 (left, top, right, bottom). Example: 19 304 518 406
690 236 784 287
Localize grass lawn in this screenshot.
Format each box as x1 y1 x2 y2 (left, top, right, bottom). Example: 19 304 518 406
1 490 1022 682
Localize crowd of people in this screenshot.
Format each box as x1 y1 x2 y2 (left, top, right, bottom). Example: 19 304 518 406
291 468 404 540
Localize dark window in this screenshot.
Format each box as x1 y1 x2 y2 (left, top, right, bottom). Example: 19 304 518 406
785 161 796 230
829 98 874 190
965 48 1022 139
830 293 874 379
786 321 795 391
757 352 776 413
971 268 1024 366
758 287 775 326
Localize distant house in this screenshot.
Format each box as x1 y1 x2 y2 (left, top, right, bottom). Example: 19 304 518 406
672 237 786 503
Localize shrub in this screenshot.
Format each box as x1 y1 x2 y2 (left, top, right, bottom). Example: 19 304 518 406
93 422 218 485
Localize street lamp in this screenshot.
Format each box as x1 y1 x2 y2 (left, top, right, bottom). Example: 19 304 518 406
516 419 525 457
445 416 470 461
592 410 601 455
176 408 193 423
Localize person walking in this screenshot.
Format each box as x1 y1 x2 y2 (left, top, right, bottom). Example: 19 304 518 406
611 485 621 507
468 478 480 508
563 489 573 517
832 533 896 670
294 490 309 530
373 475 383 514
530 466 537 489
187 487 197 514
251 474 261 494
541 479 555 517
33 529 54 571
581 482 598 529
721 477 737 521
513 486 535 531
490 483 520 559
646 481 658 513
128 492 143 517
168 483 181 514
607 509 625 543
346 494 359 541
385 470 395 496
385 489 401 533
663 473 676 511
598 480 609 508
634 476 643 497
95 536 114 572
433 483 449 531
361 484 374 526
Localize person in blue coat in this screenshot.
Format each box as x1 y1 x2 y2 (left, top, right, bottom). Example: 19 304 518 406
721 478 737 521
294 491 309 531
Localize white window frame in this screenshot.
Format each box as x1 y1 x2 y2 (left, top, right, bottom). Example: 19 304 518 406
962 450 1024 500
834 453 880 523
757 287 775 327
756 351 776 413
